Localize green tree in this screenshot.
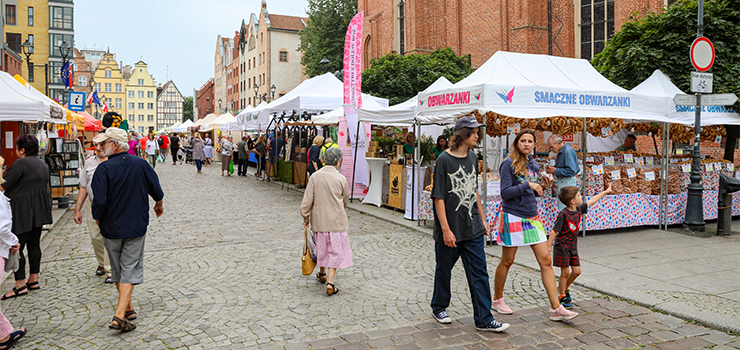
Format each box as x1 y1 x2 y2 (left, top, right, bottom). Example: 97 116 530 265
361 48 473 106
299 0 357 78
183 96 193 122
592 0 740 159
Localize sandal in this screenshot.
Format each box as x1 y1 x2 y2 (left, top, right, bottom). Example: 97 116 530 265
125 310 137 320
326 283 339 296
26 281 40 290
109 316 137 332
316 273 327 283
1 286 28 300
0 328 26 349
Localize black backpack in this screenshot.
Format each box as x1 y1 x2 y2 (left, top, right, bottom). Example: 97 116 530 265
157 137 164 147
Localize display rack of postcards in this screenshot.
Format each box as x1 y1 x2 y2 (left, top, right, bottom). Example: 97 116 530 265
47 140 79 207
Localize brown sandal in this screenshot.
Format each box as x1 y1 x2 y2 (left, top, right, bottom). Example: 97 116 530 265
326 283 339 296
316 273 327 283
109 316 136 332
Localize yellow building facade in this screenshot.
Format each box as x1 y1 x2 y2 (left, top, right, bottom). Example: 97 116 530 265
126 61 157 135
3 0 74 101
90 51 126 120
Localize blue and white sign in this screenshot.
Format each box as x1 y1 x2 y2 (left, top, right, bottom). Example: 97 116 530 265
68 91 86 112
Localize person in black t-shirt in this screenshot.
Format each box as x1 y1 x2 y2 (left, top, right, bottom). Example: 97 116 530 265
169 133 181 165
429 116 509 333
547 183 612 308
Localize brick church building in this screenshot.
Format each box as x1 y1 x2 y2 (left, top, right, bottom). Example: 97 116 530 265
359 0 670 68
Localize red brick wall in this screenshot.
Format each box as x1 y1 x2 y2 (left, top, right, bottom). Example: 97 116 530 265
360 0 664 66
2 49 22 76
196 80 214 118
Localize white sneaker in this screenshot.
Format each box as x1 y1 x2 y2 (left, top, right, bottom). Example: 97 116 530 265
491 298 513 315
550 305 578 321
432 310 452 324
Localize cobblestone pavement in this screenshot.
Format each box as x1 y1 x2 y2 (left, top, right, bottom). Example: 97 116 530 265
1 162 737 349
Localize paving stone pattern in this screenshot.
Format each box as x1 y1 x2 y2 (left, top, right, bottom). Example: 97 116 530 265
0 163 736 349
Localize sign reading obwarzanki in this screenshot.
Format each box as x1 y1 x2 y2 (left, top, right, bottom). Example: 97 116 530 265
418 87 484 111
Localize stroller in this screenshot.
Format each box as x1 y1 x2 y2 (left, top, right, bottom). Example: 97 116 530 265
184 147 194 164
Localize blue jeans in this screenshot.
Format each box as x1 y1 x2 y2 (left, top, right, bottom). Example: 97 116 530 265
431 234 494 327
195 159 202 171
238 158 248 175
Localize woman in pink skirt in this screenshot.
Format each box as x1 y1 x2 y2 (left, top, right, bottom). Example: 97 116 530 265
300 147 353 295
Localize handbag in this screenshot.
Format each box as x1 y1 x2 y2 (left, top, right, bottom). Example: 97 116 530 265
229 160 235 174
301 226 316 275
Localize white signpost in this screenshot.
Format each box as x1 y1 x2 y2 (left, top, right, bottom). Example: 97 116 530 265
673 93 738 106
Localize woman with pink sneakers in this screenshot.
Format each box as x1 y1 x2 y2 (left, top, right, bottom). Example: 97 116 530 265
493 129 578 321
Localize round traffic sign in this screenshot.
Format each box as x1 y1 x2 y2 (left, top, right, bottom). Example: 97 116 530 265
690 36 715 72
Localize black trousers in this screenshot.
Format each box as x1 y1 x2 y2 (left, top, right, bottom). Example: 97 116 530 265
15 226 42 281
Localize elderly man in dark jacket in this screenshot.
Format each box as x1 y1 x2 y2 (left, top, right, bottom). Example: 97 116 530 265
92 127 164 332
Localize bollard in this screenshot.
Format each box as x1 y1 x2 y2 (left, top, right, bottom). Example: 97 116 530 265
717 193 732 236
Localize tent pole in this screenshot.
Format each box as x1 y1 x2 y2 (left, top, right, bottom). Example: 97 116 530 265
581 117 588 238
348 105 361 202
481 125 488 242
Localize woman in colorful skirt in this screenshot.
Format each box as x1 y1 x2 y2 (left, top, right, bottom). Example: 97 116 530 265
300 147 353 296
492 129 578 321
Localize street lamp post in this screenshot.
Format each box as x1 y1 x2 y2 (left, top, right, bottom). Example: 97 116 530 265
270 84 276 101
20 39 49 96
59 41 71 104
320 57 330 74
253 84 259 105
230 99 234 113
218 98 222 114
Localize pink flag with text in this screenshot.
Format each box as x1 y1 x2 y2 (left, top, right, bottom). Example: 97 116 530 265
341 11 369 197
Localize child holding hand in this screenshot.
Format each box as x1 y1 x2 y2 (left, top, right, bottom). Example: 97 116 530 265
548 183 613 307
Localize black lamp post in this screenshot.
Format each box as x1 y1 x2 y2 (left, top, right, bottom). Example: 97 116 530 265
59 41 71 104
218 98 222 114
20 39 49 96
253 84 259 105
320 57 330 74
270 84 276 101
230 99 234 113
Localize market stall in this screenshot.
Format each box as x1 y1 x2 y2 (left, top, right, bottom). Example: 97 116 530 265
412 51 726 237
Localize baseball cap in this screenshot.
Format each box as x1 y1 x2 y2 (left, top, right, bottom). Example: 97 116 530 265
93 127 128 144
455 116 485 130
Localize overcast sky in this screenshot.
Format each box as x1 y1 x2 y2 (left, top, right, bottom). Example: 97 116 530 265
74 0 308 97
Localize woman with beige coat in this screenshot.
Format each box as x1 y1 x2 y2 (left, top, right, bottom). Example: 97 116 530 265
300 147 353 295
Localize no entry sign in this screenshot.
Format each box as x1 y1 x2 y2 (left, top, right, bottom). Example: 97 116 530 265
690 37 715 72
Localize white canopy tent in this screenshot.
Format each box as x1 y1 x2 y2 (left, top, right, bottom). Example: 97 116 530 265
234 105 254 127
171 119 194 132
241 101 270 131
262 73 388 116
631 69 740 126
416 51 675 125
0 71 55 122
203 113 234 131
310 93 390 125
359 77 453 126
192 113 219 130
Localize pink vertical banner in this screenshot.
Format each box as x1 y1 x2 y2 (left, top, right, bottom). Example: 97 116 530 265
341 11 369 197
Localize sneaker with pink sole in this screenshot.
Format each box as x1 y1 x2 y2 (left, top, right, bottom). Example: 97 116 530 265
491 298 513 315
549 305 578 321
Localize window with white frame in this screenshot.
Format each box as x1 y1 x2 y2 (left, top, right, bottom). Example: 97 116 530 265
105 83 111 92
115 98 122 109
138 115 144 121
148 103 154 110
105 70 112 78
138 91 144 98
115 83 122 92
129 102 135 109
138 103 144 109
147 91 153 98
138 79 144 86
78 75 87 86
128 91 134 98
147 115 153 121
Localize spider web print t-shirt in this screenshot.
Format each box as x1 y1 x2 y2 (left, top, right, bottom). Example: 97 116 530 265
431 150 486 243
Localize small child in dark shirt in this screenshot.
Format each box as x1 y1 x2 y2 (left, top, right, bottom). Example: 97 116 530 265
547 183 612 308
